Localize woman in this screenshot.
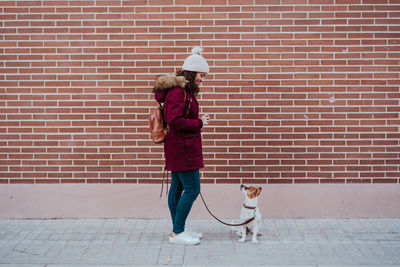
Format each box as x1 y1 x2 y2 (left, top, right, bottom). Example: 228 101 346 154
153 47 210 245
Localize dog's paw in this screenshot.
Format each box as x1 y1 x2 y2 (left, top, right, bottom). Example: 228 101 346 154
238 238 245 243
252 239 258 244
236 230 247 237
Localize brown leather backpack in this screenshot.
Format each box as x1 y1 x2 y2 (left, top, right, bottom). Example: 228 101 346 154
149 102 168 144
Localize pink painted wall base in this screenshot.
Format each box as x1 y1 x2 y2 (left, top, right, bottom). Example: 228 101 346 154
1 184 399 219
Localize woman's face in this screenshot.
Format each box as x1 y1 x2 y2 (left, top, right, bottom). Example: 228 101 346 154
194 72 207 86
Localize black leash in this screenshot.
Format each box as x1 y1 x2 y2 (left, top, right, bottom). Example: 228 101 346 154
160 171 255 226
199 192 255 227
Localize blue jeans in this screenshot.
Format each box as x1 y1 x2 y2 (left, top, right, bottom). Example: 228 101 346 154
168 169 200 234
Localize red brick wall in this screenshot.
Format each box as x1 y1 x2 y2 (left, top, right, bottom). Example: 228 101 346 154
1 0 399 185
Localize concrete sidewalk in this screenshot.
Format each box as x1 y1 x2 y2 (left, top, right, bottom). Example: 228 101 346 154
0 219 399 266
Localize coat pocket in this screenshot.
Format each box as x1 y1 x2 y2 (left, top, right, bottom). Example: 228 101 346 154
182 132 202 158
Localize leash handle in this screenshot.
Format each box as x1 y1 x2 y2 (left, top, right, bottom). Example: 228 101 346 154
199 192 255 227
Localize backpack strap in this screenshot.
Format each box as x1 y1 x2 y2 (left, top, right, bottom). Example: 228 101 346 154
160 87 187 130
160 167 169 198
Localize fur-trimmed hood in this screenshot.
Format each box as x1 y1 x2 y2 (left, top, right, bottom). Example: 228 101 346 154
153 74 187 103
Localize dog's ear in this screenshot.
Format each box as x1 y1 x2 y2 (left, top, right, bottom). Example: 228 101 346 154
256 187 262 196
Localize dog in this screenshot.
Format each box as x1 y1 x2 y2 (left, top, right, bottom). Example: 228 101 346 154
237 184 262 244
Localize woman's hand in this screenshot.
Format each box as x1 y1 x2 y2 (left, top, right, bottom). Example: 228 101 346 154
201 114 210 125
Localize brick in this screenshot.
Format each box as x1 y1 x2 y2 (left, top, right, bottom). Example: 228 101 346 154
0 0 398 185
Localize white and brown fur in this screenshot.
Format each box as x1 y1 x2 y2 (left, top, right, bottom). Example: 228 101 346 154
153 74 187 92
238 185 262 244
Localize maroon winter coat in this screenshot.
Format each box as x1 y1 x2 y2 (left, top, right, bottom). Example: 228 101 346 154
153 74 204 172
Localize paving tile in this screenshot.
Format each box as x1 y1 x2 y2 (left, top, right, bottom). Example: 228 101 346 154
0 218 399 266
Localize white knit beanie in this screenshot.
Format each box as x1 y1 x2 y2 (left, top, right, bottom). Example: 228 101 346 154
182 46 210 74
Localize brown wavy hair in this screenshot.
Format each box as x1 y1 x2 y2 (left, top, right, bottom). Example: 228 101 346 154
176 70 199 96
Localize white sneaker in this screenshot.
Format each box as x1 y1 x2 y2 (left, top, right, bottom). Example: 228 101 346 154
186 228 203 239
169 231 200 245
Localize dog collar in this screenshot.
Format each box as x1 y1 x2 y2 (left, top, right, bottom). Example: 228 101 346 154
243 204 256 210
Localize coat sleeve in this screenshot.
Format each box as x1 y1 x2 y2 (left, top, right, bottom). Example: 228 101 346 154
165 87 203 132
